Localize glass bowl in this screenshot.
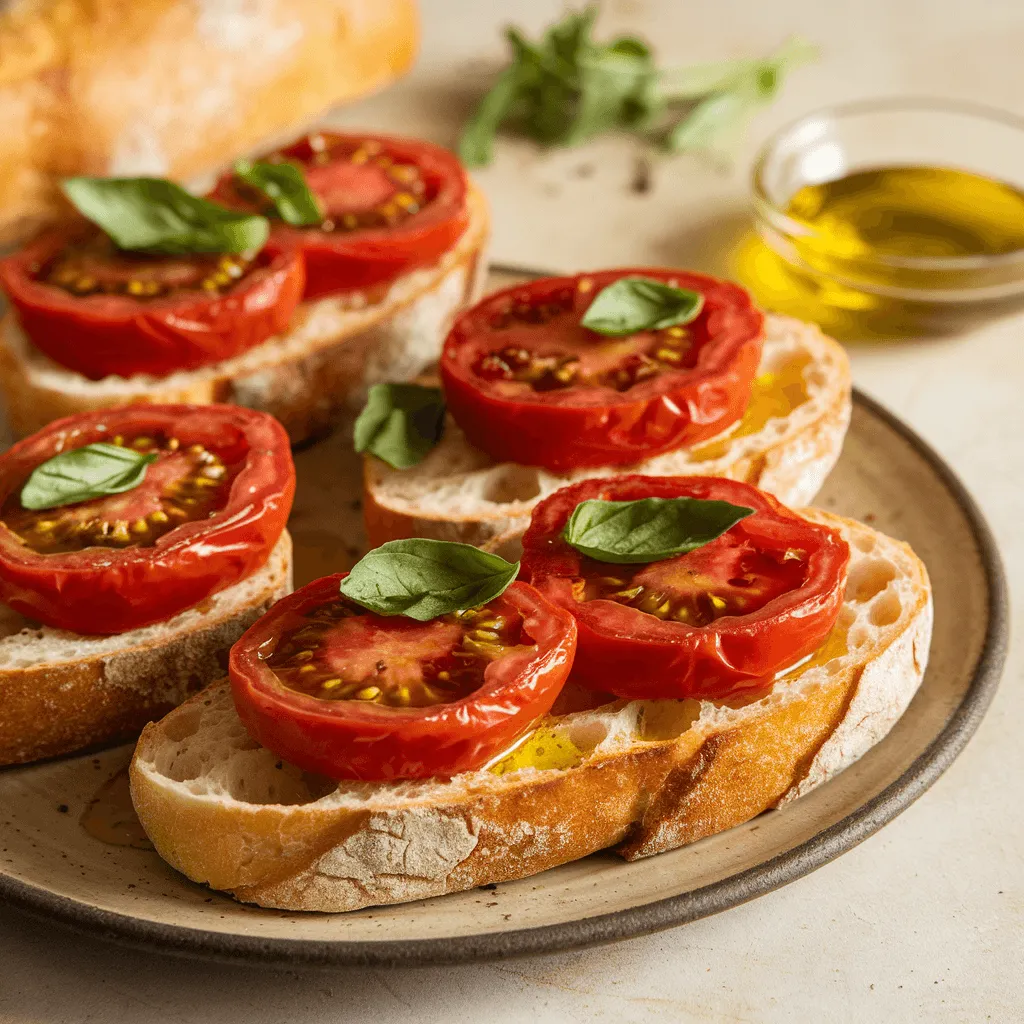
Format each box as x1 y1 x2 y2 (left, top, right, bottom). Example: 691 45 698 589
741 98 1024 337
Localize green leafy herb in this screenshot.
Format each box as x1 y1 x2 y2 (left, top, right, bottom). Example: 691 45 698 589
580 277 703 337
61 178 270 255
562 496 754 564
233 159 322 227
354 383 446 469
339 539 520 621
665 37 819 154
20 443 159 512
459 6 816 166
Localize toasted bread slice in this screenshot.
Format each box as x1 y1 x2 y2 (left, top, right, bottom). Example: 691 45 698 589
363 315 851 549
130 512 931 912
0 531 292 767
0 188 489 443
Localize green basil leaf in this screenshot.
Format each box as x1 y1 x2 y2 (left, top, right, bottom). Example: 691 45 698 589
61 177 270 255
665 37 819 153
562 497 754 564
20 443 159 511
580 276 704 337
354 383 446 470
339 540 520 621
665 87 758 154
566 45 656 146
460 11 816 166
233 159 322 227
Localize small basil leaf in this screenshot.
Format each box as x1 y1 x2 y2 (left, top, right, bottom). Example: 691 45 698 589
666 87 758 154
460 62 526 167
580 276 704 337
61 178 269 255
354 384 446 470
562 497 754 564
233 159 322 227
339 540 520 621
20 443 159 512
665 36 819 154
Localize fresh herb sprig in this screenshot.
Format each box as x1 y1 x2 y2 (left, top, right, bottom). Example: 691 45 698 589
20 443 159 511
354 383 446 469
233 160 322 227
459 7 816 167
339 539 519 621
562 496 754 564
62 178 269 255
581 277 703 337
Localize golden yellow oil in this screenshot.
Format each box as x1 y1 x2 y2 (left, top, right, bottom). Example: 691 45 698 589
789 166 1024 259
737 165 1024 338
690 354 810 462
488 724 584 775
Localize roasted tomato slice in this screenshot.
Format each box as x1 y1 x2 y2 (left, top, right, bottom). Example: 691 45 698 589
521 476 849 701
0 405 295 635
210 132 470 300
0 228 304 379
439 269 764 472
229 575 577 780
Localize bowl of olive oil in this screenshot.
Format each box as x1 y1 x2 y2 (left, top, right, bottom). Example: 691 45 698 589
743 99 1024 338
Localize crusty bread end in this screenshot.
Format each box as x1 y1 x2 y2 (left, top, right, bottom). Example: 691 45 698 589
0 531 293 766
130 513 931 912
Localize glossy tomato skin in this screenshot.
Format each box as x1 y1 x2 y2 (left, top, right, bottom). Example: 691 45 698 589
0 230 305 379
521 476 849 701
211 133 471 300
440 269 764 473
0 405 295 635
229 577 577 781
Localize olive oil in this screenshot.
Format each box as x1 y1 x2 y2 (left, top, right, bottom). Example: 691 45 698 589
788 166 1024 260
489 724 584 775
739 165 1024 338
690 354 810 462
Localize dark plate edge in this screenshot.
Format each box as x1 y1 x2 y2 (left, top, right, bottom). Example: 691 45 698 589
0 274 1009 968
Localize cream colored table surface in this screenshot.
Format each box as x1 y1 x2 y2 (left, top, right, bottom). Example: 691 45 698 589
3 2 1022 1021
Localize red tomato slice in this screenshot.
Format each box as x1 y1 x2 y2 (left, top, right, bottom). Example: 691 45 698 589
439 269 764 472
520 476 849 701
0 405 295 635
0 229 304 379
210 132 470 300
229 576 577 780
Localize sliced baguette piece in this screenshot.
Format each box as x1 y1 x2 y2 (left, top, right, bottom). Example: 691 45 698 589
130 512 931 913
363 314 852 549
0 186 489 443
0 531 292 767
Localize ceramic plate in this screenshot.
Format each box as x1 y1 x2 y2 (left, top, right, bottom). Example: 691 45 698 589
0 268 1008 966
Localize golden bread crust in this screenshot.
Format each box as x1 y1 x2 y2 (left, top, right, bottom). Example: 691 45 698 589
0 531 292 766
0 0 419 244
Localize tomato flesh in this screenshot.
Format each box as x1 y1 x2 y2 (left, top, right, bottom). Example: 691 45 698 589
211 132 470 300
1 435 234 554
0 405 295 635
229 577 577 780
0 229 304 379
440 269 764 472
521 476 849 701
264 595 533 708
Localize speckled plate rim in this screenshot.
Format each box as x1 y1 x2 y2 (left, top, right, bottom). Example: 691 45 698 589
0 270 1010 968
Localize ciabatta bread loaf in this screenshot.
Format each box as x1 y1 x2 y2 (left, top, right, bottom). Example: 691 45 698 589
0 0 418 245
130 512 930 912
0 531 292 766
363 314 851 548
0 187 489 442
